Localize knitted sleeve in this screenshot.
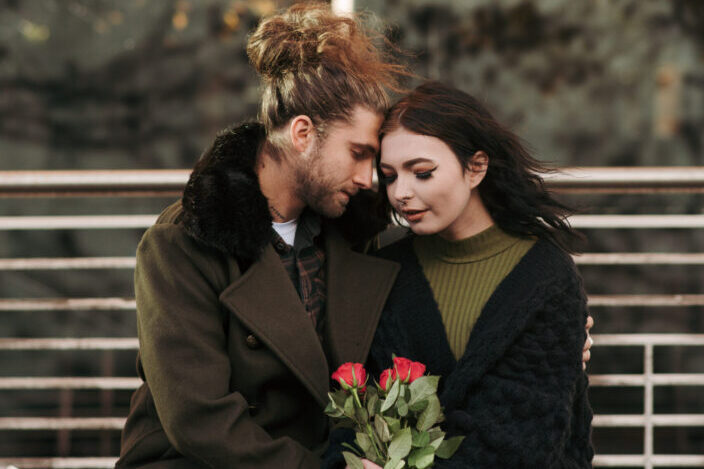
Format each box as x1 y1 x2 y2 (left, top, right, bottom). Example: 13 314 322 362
435 273 594 469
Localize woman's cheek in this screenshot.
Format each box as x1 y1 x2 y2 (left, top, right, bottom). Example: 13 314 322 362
385 186 395 209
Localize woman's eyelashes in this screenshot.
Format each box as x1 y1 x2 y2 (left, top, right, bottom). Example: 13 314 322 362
415 167 437 179
380 173 397 184
380 167 437 184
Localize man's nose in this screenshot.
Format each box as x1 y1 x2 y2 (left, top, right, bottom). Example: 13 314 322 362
352 160 373 190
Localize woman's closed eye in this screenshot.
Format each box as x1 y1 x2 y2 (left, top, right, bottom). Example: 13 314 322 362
415 167 437 180
380 173 397 184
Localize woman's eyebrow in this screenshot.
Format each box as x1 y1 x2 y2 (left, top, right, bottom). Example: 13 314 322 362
379 157 435 170
401 157 434 168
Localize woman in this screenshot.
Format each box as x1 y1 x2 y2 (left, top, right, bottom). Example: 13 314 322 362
348 81 593 468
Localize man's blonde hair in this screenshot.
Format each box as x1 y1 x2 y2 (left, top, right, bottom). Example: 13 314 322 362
246 2 407 155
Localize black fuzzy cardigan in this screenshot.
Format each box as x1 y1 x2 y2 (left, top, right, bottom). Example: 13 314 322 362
365 236 594 468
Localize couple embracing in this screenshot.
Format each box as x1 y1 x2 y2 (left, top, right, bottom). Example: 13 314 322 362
116 3 594 468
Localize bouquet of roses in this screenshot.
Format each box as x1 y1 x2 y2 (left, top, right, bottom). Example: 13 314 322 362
325 357 464 469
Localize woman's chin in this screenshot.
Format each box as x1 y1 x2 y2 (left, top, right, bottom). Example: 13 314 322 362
408 223 441 236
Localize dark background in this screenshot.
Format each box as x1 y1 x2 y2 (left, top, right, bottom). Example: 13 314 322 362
1 0 703 460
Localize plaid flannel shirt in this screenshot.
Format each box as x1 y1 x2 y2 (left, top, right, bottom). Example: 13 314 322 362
272 210 326 339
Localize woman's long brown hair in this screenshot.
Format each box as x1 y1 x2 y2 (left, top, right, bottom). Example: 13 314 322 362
379 81 584 253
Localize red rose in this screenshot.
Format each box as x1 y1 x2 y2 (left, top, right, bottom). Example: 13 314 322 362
332 362 367 391
393 357 426 383
379 368 395 391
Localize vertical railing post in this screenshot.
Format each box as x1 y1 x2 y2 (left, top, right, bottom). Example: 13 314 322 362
57 389 73 456
100 351 115 455
644 343 654 469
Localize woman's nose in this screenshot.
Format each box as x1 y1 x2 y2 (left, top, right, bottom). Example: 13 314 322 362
393 177 412 202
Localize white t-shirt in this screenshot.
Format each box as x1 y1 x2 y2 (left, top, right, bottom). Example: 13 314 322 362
272 218 298 246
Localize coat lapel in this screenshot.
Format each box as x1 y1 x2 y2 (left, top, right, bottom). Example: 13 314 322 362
219 245 330 407
324 228 400 369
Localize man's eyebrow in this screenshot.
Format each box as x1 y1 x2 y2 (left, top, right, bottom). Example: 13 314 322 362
351 143 378 154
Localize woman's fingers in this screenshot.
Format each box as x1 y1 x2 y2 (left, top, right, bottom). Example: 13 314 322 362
346 460 383 469
583 315 595 370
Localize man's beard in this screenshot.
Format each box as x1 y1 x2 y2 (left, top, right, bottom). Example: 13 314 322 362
294 145 348 218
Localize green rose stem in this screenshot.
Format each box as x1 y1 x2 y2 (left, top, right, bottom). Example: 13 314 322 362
365 421 384 462
351 387 363 409
351 388 385 462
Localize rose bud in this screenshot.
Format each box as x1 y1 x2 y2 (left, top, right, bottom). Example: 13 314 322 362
408 361 426 383
332 362 367 391
379 368 395 391
393 357 426 383
393 357 413 383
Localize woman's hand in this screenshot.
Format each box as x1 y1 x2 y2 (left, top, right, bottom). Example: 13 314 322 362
583 315 594 370
345 460 383 469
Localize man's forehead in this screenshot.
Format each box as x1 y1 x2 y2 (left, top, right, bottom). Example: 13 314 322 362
329 107 383 150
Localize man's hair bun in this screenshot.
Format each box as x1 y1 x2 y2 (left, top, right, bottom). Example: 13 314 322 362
245 2 409 135
247 3 360 80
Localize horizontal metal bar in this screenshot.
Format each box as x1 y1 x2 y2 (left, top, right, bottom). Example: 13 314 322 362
9 457 704 469
0 257 136 270
5 374 704 390
0 338 138 350
0 417 125 430
3 294 702 311
0 298 136 311
0 336 700 351
588 294 704 306
593 454 704 467
593 414 704 427
0 373 704 390
0 169 188 196
544 166 704 192
3 375 696 390
1 253 702 271
4 414 704 430
0 455 690 469
592 334 704 346
570 214 704 229
0 215 156 230
0 458 118 469
4 214 703 231
3 374 702 391
2 167 704 197
574 252 704 265
589 374 704 387
0 377 141 390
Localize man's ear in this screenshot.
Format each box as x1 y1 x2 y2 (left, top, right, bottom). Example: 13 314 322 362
467 150 489 189
289 115 315 153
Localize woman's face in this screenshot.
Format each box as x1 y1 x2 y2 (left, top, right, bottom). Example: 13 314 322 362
379 127 483 239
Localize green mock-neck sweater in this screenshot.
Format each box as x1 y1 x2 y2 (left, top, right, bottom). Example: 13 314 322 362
413 225 536 360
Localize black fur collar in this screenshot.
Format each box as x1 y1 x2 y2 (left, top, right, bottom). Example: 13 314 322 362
180 122 389 263
181 122 271 263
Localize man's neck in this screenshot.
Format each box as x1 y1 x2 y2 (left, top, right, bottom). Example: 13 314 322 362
257 150 305 222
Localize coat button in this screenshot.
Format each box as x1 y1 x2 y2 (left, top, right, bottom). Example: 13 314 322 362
245 334 260 349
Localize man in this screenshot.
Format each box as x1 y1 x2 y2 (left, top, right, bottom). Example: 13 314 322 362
117 3 405 468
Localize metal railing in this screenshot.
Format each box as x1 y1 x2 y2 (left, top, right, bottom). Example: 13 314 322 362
1 168 703 468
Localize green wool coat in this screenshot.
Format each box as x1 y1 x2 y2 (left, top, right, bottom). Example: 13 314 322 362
117 123 399 469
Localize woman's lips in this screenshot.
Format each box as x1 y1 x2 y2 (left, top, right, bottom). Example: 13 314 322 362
402 209 428 223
